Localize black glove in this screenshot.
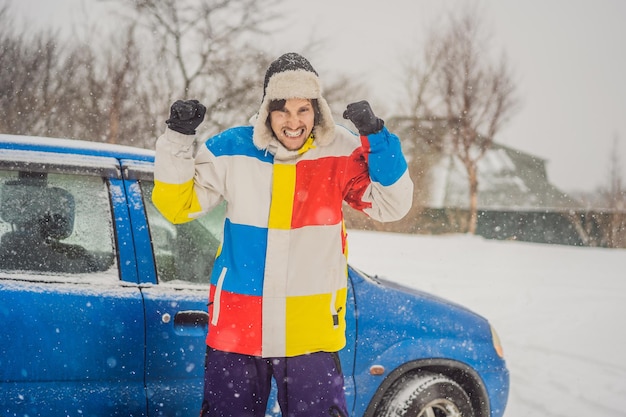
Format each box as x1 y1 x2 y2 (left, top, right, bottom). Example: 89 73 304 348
342 100 384 136
165 99 206 135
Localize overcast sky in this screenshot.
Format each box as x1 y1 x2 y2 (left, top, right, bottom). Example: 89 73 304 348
10 0 626 193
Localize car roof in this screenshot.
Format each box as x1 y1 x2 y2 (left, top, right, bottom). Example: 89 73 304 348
0 134 155 163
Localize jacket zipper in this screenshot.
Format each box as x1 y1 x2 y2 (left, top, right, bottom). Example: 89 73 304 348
330 291 340 328
211 267 227 326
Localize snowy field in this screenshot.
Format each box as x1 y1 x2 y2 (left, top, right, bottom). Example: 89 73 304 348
346 230 626 417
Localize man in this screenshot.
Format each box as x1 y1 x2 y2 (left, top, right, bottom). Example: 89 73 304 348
153 53 413 417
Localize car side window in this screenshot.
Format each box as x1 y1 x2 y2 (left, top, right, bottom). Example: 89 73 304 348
140 181 224 285
0 170 117 276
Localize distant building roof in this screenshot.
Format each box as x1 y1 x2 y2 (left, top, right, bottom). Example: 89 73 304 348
428 143 583 210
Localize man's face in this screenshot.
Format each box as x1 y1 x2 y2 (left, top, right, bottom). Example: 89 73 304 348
269 98 315 151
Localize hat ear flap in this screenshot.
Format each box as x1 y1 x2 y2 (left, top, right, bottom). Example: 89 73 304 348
252 97 274 150
312 97 335 147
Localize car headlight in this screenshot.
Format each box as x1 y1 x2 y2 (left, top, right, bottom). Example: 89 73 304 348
490 324 505 358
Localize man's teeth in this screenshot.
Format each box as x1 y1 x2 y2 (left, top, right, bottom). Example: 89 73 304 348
284 129 304 138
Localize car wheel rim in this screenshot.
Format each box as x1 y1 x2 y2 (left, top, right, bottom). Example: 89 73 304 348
417 399 462 417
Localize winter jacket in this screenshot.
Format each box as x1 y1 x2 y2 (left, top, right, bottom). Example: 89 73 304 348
152 124 412 358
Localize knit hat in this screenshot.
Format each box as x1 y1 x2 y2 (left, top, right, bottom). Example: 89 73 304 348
252 53 335 150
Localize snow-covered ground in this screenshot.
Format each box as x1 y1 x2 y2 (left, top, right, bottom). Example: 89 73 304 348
346 230 626 417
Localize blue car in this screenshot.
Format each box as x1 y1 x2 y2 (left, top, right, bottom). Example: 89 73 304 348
0 134 508 417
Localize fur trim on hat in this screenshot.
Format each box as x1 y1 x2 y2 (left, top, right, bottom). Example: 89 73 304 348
252 69 335 150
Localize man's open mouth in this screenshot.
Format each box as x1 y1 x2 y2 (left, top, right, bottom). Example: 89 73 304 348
284 128 305 138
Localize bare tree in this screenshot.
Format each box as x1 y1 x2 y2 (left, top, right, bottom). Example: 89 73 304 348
0 1 365 149
102 25 136 144
601 134 626 246
400 8 519 234
109 0 284 137
0 5 50 135
603 134 625 207
0 1 283 144
0 24 81 138
0 1 177 146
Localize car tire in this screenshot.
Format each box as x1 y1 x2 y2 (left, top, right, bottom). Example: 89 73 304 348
375 371 475 417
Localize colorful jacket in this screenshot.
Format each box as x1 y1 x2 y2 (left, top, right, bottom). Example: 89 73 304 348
152 124 412 357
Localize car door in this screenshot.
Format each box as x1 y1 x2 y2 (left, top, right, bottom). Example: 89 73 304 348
0 149 146 416
123 162 221 416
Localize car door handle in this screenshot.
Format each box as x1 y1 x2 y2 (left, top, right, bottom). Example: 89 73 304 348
174 310 209 327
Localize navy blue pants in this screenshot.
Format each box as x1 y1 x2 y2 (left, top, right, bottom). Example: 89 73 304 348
200 348 348 417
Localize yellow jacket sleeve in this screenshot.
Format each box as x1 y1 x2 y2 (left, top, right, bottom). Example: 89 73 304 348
152 128 223 224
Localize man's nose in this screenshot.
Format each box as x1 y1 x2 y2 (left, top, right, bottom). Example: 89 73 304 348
285 112 300 126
